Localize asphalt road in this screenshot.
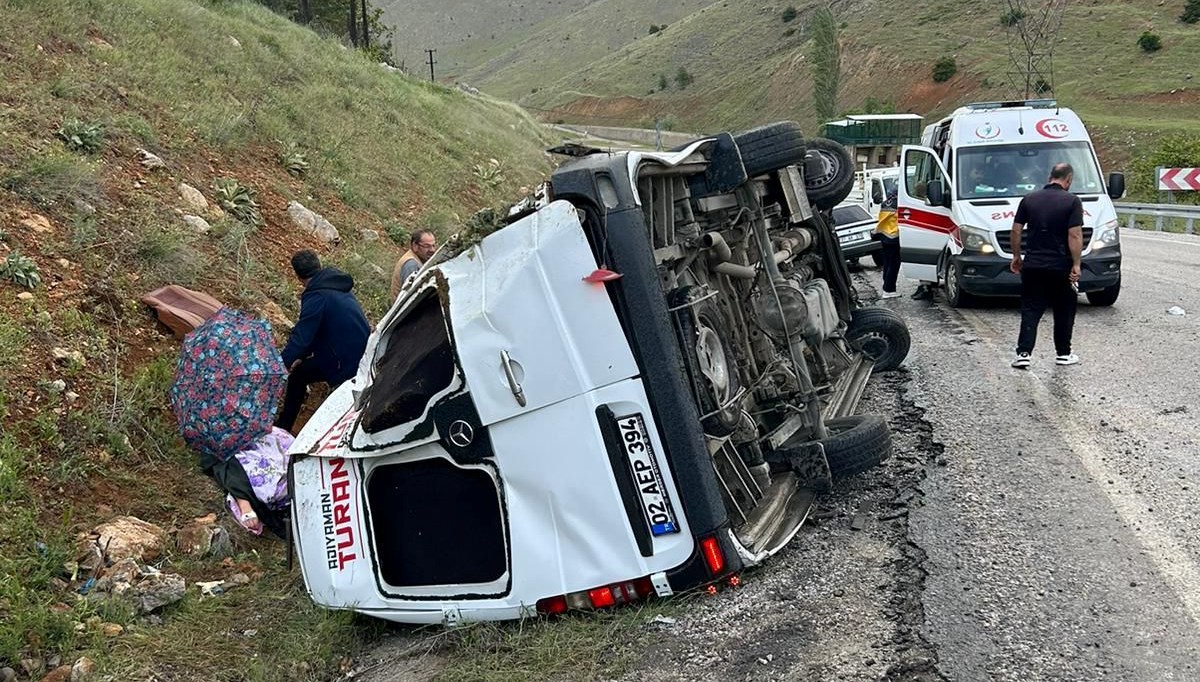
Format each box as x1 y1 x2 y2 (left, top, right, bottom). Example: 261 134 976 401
897 229 1200 681
346 229 1200 682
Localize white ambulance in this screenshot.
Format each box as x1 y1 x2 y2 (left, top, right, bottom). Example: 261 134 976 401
896 100 1125 307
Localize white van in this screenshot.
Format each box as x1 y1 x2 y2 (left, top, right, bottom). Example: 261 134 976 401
287 124 909 625
897 100 1124 307
848 166 900 220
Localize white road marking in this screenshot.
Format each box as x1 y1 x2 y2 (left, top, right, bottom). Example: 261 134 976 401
1122 231 1200 247
958 307 1200 628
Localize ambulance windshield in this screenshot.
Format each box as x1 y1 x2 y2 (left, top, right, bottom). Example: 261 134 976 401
956 142 1104 199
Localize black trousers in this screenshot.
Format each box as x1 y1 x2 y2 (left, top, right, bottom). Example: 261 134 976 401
879 237 900 293
275 356 329 434
1017 267 1077 355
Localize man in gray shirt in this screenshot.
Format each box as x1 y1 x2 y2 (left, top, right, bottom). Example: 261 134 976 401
389 229 437 301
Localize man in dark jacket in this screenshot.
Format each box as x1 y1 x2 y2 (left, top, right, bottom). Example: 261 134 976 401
275 250 371 432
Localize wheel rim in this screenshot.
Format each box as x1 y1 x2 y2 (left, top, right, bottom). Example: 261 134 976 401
946 263 959 300
806 149 840 190
695 324 731 401
853 331 891 362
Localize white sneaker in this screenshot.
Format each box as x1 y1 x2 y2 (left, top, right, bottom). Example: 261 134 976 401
1055 353 1080 366
881 291 902 299
1011 352 1032 368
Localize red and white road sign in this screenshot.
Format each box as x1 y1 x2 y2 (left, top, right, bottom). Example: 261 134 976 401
1158 167 1200 191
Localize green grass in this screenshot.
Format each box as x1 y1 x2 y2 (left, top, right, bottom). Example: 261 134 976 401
0 0 558 677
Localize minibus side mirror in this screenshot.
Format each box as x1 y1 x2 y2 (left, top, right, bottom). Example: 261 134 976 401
926 179 948 208
1107 172 1125 200
871 183 884 205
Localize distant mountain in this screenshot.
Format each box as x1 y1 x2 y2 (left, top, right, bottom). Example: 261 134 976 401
380 0 1200 170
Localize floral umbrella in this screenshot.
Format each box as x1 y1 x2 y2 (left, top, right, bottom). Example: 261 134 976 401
170 307 287 463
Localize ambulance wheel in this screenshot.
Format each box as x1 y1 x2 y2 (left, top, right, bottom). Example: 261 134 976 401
944 259 976 308
802 137 856 210
670 287 743 436
820 415 892 480
1086 278 1120 307
846 307 910 373
733 121 807 178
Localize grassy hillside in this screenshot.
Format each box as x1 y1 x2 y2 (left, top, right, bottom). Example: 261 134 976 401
0 0 555 679
411 0 1200 177
376 0 592 78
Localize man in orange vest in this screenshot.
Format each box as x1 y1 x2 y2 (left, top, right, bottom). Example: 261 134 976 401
389 229 437 301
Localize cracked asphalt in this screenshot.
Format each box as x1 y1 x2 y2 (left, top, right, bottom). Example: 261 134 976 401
350 229 1200 682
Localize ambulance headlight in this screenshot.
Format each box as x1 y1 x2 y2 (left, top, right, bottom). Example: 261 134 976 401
1092 219 1119 249
960 225 995 254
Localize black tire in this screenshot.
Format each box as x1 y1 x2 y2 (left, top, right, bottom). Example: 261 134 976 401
869 251 884 268
819 415 892 480
670 288 743 436
944 258 975 308
1086 277 1120 306
732 121 806 178
802 137 855 210
846 307 911 372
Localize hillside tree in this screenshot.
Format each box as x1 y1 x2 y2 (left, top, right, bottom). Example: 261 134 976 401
808 6 841 122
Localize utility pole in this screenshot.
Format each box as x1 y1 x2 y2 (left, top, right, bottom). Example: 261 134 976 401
425 48 437 82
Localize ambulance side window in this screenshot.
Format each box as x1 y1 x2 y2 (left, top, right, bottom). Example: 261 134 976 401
905 149 947 204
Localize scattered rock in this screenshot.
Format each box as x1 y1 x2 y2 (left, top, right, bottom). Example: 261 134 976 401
257 300 295 333
176 516 231 558
287 201 340 244
95 557 139 591
87 36 113 50
1167 306 1186 316
182 214 211 234
360 228 380 242
17 292 34 301
51 347 86 367
69 656 96 682
39 665 71 682
178 182 209 214
46 379 67 395
65 391 80 403
137 149 165 169
101 622 124 637
196 580 225 598
19 211 54 233
0 666 15 682
225 572 251 587
19 660 42 678
652 614 677 625
85 516 167 563
115 571 186 613
227 35 241 48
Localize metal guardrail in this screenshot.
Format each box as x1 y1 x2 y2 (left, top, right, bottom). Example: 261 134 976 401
1115 202 1199 234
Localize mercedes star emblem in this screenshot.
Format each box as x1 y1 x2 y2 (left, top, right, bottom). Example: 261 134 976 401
448 420 475 447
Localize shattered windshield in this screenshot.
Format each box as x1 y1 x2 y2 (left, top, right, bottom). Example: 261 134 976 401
956 142 1104 199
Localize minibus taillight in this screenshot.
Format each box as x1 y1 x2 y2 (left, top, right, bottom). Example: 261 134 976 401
700 535 725 575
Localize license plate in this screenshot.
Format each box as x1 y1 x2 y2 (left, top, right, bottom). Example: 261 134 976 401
839 234 864 245
616 413 678 536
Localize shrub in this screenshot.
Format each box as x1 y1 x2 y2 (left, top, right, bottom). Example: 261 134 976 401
781 6 797 22
648 24 660 34
56 119 105 154
1 252 41 289
213 178 263 227
675 67 694 89
658 73 668 91
471 158 506 190
783 27 796 37
932 56 957 82
279 142 309 177
1138 31 1162 52
1000 9 1026 27
1182 0 1200 23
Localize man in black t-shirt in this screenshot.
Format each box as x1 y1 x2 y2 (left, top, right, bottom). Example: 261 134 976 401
1008 163 1084 368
